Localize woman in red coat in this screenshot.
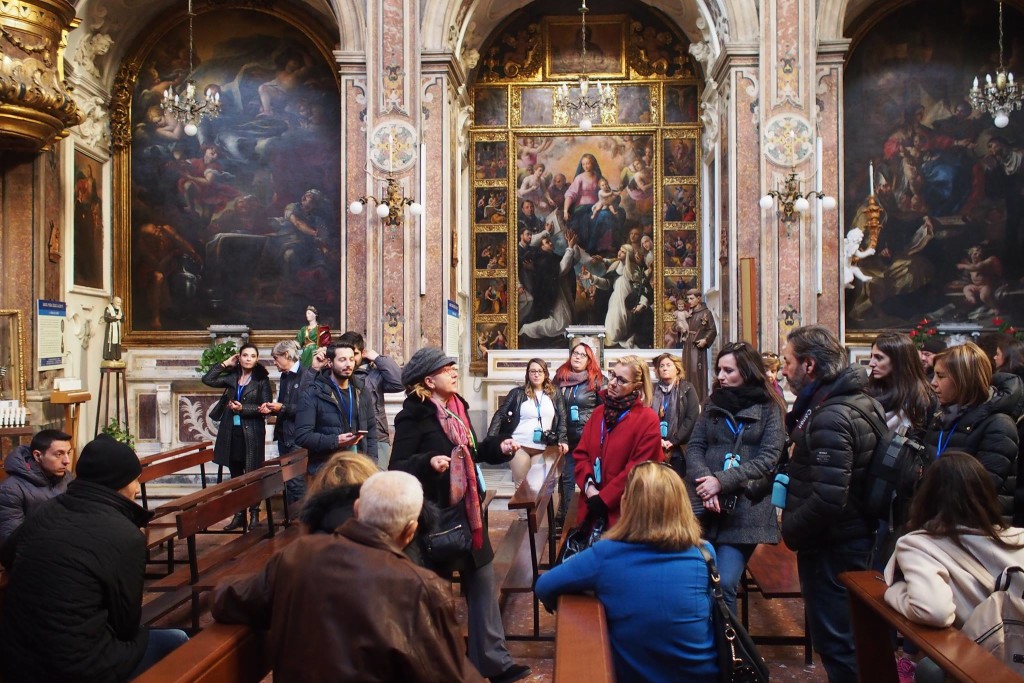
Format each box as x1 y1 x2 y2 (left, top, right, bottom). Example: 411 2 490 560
574 354 664 527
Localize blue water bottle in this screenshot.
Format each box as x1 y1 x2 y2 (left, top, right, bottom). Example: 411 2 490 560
771 472 790 508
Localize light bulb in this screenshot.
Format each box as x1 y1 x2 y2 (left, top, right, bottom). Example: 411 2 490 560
349 201 364 215
579 118 593 131
759 195 774 210
183 122 199 137
375 203 391 218
995 111 1010 128
821 195 838 210
409 202 424 216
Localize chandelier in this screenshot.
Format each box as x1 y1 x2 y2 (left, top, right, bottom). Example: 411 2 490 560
969 0 1021 129
759 172 837 222
552 0 615 130
349 130 423 227
160 0 221 137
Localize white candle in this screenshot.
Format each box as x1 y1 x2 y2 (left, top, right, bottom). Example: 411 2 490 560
869 161 874 196
18 407 26 426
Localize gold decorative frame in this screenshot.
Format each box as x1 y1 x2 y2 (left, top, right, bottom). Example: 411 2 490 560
544 15 628 80
0 310 28 405
110 2 340 347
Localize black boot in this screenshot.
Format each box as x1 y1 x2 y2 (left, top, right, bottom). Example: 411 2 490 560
249 507 261 528
224 511 246 531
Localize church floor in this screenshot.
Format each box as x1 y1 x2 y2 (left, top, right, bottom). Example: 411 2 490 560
144 494 830 682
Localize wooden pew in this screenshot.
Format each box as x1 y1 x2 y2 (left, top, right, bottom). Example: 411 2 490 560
500 446 563 639
554 595 615 683
260 448 308 525
840 570 1020 683
138 442 215 512
740 541 812 664
132 623 269 683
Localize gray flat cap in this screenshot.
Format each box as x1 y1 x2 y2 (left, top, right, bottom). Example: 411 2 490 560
401 347 456 386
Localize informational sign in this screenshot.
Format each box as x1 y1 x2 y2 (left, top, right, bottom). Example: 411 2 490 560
37 299 66 371
446 300 460 359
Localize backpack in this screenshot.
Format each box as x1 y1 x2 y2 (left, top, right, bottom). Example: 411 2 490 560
936 539 1024 675
816 398 927 520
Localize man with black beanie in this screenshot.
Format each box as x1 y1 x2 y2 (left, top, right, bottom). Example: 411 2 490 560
0 435 187 682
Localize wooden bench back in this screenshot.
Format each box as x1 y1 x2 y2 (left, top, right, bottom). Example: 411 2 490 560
132 623 269 683
508 446 562 525
841 569 1020 682
176 469 284 539
268 448 308 483
138 441 214 468
139 444 215 484
554 595 615 683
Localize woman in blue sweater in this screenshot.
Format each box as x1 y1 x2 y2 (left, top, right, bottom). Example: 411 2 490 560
536 461 718 683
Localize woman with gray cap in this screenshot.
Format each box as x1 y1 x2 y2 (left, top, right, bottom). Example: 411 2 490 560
390 347 531 683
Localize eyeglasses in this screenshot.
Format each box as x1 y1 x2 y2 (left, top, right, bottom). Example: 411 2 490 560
528 369 545 375
430 365 457 379
570 350 589 359
607 372 636 385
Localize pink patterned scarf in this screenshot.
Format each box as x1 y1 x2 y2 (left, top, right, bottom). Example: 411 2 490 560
432 395 484 550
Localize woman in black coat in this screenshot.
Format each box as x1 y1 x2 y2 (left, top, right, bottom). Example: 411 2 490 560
652 352 700 475
925 342 1021 518
390 347 530 683
203 343 272 529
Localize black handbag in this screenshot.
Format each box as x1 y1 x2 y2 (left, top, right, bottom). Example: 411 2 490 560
698 545 770 683
555 511 606 565
209 389 230 422
424 502 473 563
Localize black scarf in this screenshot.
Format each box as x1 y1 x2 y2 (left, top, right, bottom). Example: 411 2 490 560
785 380 822 433
602 389 640 430
708 385 771 416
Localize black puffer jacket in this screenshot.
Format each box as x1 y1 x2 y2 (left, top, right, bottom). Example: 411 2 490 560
300 484 360 534
294 370 378 465
0 445 71 548
486 385 568 446
0 480 154 683
781 367 882 552
924 372 1021 517
391 393 511 573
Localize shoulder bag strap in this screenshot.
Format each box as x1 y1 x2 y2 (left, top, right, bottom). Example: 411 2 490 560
697 543 724 598
929 535 997 592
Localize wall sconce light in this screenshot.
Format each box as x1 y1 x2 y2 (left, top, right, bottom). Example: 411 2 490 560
349 175 423 226
759 172 837 222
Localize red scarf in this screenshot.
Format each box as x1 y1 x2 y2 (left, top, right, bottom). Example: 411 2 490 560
432 395 485 550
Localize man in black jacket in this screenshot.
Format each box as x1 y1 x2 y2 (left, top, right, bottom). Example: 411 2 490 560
0 435 187 682
337 331 404 468
262 339 320 502
294 342 378 477
780 325 881 683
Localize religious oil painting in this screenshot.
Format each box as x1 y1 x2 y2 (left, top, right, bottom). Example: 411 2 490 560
128 9 340 332
616 85 652 125
663 135 697 177
475 322 509 361
475 188 509 225
514 133 656 350
664 228 698 268
519 88 554 127
475 278 509 315
663 184 697 221
545 16 626 78
73 149 105 291
474 87 508 127
664 84 699 124
474 232 509 271
843 0 1024 339
475 141 508 180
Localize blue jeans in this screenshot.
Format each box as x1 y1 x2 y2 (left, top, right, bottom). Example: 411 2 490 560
129 628 188 678
713 543 755 616
797 537 873 683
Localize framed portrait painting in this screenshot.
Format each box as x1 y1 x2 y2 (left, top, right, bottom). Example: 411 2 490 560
545 15 626 79
70 147 107 293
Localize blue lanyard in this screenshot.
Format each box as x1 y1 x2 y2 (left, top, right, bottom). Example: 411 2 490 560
660 393 671 418
936 420 960 457
600 411 630 448
332 382 354 426
725 418 744 437
235 380 248 402
534 397 542 420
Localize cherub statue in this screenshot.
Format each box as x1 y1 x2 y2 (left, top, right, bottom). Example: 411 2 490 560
843 227 875 289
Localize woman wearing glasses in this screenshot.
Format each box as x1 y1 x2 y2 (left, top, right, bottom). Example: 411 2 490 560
552 343 605 528
652 353 700 475
487 358 569 489
686 342 786 614
573 355 663 527
390 347 531 683
536 462 718 682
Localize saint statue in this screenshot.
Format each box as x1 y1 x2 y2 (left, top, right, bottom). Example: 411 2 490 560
681 289 717 404
103 296 124 363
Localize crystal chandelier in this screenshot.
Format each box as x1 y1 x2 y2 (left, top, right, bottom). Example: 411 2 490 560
969 0 1021 129
552 0 615 130
160 0 221 137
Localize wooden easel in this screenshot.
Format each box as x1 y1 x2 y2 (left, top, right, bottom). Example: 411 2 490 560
50 389 91 470
95 365 129 438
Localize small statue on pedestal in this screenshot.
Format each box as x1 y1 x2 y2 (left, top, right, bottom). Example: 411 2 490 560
681 289 717 404
102 296 125 366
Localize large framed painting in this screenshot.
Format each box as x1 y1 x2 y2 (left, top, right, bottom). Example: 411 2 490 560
116 7 340 335
513 133 656 350
843 0 1024 342
70 147 107 293
545 15 626 79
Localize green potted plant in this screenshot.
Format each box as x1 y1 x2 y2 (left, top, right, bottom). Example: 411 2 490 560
195 340 238 376
100 418 135 450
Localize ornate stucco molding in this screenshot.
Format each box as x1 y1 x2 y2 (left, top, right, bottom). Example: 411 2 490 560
0 0 82 151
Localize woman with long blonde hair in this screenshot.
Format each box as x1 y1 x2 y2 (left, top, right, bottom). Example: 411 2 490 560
537 462 717 682
572 355 662 528
299 452 380 534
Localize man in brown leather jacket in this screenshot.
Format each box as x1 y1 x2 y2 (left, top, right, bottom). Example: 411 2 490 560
211 471 485 682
